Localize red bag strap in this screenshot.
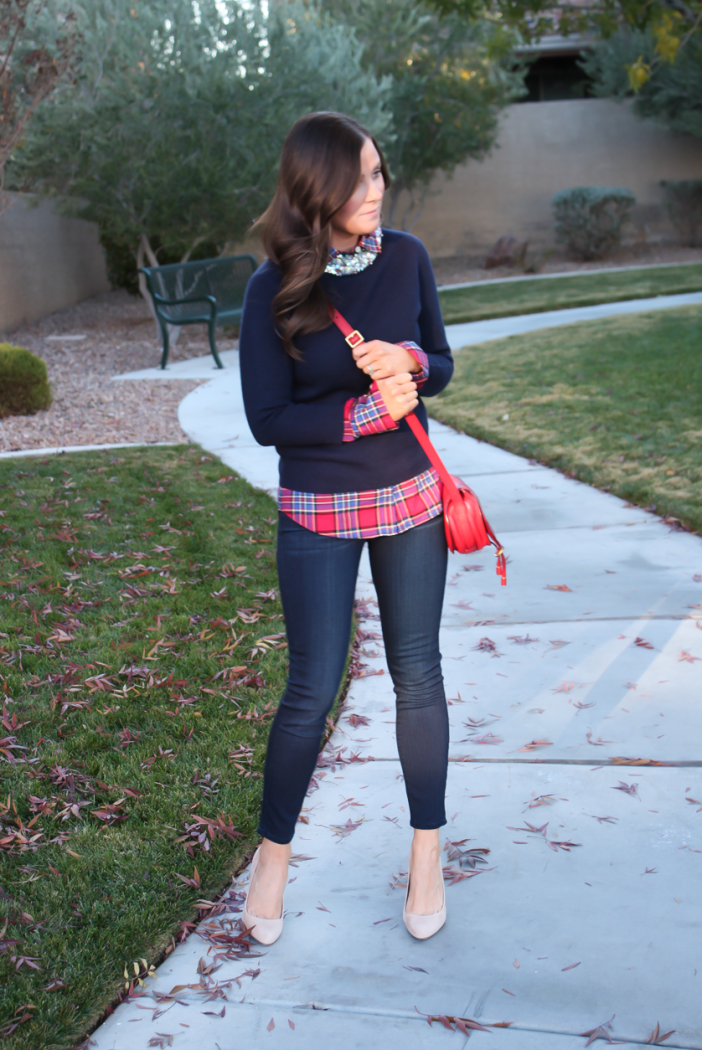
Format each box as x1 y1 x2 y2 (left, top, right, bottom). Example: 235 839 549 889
329 305 506 585
329 305 462 499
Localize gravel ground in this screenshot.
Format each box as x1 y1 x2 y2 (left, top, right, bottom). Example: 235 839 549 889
432 240 702 285
2 242 701 453
0 289 237 452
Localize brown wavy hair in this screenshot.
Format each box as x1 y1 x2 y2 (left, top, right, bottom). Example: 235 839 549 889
256 111 390 359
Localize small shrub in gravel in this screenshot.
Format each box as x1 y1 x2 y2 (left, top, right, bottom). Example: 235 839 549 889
0 343 52 417
553 186 636 260
661 179 702 247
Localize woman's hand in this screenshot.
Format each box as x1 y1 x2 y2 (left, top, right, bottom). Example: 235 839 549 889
353 339 420 381
376 373 418 422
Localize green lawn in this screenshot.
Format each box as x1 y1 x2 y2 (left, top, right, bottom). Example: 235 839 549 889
430 304 702 534
0 447 314 1048
438 263 702 324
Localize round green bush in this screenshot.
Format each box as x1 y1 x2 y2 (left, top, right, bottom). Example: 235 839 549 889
0 343 52 418
552 186 636 260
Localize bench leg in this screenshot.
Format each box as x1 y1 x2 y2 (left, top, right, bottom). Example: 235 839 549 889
207 319 224 369
159 321 170 370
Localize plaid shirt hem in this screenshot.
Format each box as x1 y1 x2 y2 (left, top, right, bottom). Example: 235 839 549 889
278 467 443 539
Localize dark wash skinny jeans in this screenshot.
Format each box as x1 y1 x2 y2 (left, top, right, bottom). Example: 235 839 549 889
258 512 449 845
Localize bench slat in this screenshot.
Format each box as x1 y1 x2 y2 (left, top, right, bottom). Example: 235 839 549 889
139 254 257 369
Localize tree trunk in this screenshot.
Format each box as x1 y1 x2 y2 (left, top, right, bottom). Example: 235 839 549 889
136 232 181 351
401 187 430 234
386 184 430 233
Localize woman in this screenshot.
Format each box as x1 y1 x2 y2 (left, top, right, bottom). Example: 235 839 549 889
238 111 454 945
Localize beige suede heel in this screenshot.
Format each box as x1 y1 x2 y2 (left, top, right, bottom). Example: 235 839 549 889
242 847 285 945
402 851 446 940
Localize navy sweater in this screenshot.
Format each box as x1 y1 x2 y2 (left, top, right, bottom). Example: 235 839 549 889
239 229 453 494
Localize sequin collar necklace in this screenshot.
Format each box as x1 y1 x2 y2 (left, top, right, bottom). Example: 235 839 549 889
326 227 382 276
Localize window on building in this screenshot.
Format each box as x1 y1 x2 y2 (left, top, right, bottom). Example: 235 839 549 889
521 52 594 102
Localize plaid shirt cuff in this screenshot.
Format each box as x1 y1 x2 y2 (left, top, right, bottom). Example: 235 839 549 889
398 341 429 389
343 389 398 442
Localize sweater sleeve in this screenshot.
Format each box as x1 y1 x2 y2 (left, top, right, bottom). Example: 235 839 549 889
415 242 454 398
239 271 345 448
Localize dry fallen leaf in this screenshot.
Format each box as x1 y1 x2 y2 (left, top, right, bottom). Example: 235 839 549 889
580 1014 615 1047
612 781 639 798
524 794 557 809
645 1022 676 1044
345 713 371 728
414 1007 492 1035
587 732 614 746
473 636 498 654
611 757 667 766
328 817 365 839
507 821 548 837
519 738 553 752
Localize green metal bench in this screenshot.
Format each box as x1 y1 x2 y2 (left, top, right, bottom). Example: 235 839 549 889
139 254 257 369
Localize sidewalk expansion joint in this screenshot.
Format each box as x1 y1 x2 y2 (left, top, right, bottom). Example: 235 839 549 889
444 615 695 626
192 996 697 1049
355 756 702 766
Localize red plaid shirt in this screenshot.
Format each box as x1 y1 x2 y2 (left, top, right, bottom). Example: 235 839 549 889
278 344 443 539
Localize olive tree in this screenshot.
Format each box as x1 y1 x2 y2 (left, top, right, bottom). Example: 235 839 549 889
13 0 391 295
0 0 77 210
321 0 525 229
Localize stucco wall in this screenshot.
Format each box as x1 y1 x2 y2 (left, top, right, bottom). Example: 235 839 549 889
0 194 110 334
408 99 702 257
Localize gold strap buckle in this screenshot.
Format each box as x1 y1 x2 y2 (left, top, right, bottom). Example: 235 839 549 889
344 329 364 349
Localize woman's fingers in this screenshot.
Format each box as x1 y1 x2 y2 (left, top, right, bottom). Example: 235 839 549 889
376 373 418 421
353 340 418 379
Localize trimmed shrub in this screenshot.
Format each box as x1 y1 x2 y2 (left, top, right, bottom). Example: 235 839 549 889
552 186 636 260
661 179 702 247
0 344 52 418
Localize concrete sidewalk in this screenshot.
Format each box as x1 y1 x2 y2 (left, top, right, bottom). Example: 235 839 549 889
93 309 702 1050
442 290 702 348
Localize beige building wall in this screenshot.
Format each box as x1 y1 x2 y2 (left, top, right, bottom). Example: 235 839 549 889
408 99 702 257
0 194 110 334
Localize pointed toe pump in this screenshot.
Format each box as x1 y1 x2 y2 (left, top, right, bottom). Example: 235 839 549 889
242 847 285 946
402 852 446 941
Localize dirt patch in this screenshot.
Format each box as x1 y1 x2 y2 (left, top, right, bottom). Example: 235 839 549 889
0 289 235 452
431 241 702 286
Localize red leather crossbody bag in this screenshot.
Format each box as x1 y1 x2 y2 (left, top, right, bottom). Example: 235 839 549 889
330 307 506 586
